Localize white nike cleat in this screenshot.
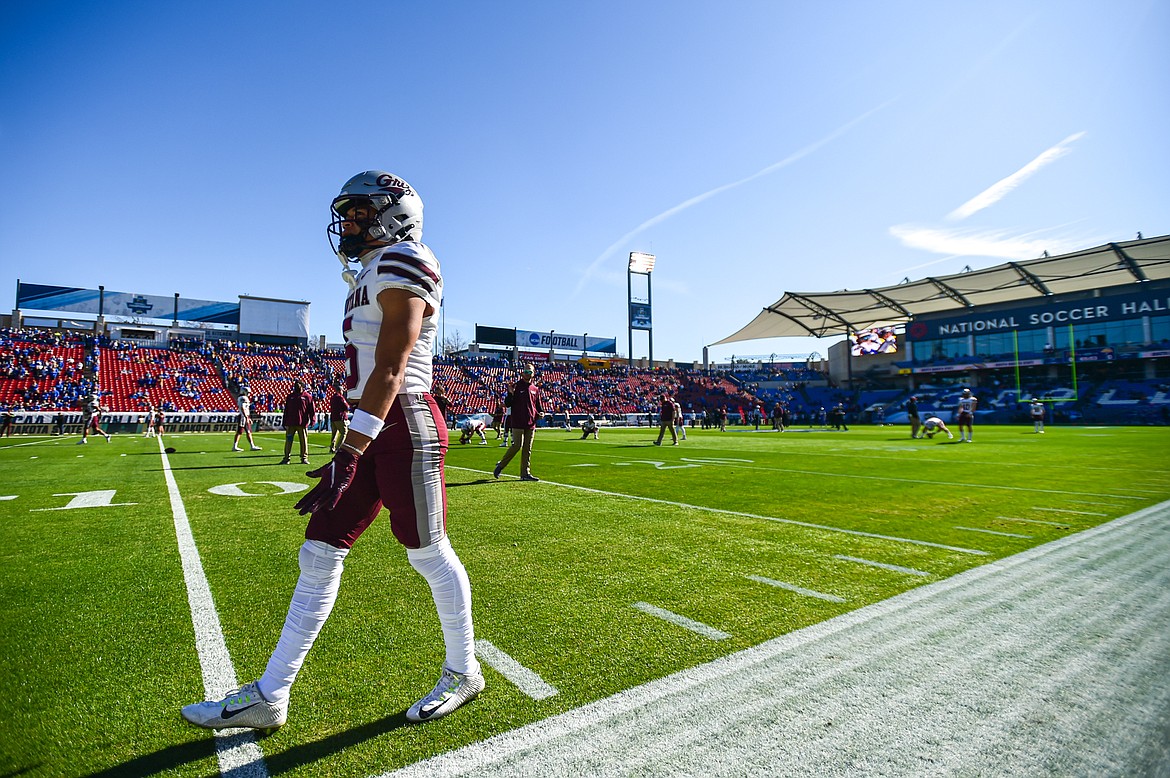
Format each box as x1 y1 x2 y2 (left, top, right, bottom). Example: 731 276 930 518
232 446 243 452
406 665 485 723
181 681 287 732
250 445 262 451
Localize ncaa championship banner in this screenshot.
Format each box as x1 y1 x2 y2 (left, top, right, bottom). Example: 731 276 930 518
516 330 617 354
16 283 240 325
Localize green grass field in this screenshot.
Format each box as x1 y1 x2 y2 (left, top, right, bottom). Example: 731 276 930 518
1 423 1168 777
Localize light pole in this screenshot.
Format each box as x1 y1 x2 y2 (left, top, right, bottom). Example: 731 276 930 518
628 252 656 372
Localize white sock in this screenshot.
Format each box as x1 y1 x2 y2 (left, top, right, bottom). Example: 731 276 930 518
407 537 479 676
258 540 349 703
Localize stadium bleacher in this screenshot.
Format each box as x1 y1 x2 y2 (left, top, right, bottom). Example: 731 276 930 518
1 327 1168 427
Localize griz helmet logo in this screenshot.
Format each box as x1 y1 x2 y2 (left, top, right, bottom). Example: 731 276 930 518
375 174 413 199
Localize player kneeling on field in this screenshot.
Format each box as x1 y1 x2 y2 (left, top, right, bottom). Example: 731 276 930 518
580 414 599 440
459 417 488 445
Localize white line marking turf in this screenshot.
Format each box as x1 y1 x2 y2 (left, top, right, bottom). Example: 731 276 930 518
747 575 847 602
1032 506 1107 516
382 500 1170 778
834 554 930 577
996 516 1071 527
531 445 1147 500
158 437 270 777
449 466 989 556
954 526 1032 538
476 640 559 701
632 602 730 640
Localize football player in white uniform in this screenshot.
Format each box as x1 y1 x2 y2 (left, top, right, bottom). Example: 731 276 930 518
458 417 488 445
1030 397 1046 433
956 388 978 442
78 392 111 444
182 171 482 732
231 389 263 451
920 415 954 440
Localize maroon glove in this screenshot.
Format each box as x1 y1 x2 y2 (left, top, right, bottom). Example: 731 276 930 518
295 447 361 515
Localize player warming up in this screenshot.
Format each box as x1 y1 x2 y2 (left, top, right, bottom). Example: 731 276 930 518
956 388 977 442
182 171 482 732
1030 397 1047 433
918 415 954 440
232 388 263 451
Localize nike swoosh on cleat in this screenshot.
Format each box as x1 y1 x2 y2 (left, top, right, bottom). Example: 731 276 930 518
417 702 444 720
221 702 261 719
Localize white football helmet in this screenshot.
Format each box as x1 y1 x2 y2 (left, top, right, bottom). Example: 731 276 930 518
328 171 424 259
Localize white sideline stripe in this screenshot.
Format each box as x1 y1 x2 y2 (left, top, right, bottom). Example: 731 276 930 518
0 495 16 501
379 500 1170 778
449 466 989 556
834 555 930 577
0 438 61 450
996 516 1071 527
632 602 731 641
159 437 270 777
476 640 559 701
531 449 1145 500
1032 506 1106 516
748 575 847 602
954 526 1032 539
1066 500 1125 506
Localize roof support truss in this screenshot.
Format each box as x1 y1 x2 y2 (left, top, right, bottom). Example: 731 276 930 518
785 293 857 333
1007 262 1052 296
864 288 912 317
925 277 973 308
1111 243 1149 282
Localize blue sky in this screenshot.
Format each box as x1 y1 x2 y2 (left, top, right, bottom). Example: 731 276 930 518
2 1 1167 363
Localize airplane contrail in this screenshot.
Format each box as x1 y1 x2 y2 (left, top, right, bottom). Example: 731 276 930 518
947 131 1086 221
572 100 896 296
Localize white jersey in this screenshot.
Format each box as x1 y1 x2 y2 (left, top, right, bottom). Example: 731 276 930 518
923 416 944 431
237 395 251 420
342 241 442 400
1030 401 1045 419
957 396 977 414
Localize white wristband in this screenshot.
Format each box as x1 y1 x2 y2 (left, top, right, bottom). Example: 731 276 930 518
349 409 385 439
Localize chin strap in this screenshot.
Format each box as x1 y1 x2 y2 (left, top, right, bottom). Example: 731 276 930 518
337 252 359 290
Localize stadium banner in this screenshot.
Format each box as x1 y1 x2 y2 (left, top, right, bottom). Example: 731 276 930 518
15 282 240 325
514 330 617 353
630 303 652 331
907 282 1170 341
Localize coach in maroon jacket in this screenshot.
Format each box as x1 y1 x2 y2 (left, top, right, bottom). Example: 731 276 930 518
654 393 678 446
493 363 543 482
280 379 316 465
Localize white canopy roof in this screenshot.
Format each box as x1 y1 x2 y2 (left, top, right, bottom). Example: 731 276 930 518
712 234 1170 345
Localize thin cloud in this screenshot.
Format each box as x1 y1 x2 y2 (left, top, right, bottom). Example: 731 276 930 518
889 224 1090 264
947 132 1086 221
572 100 896 296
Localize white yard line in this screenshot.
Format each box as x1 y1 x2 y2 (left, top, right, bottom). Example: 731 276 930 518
954 526 1032 539
996 516 1071 527
476 641 559 701
449 466 990 556
159 437 270 778
834 554 930 577
747 575 847 603
1032 506 1106 516
632 602 731 641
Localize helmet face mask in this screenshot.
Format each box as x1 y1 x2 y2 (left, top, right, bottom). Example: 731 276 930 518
328 171 423 259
